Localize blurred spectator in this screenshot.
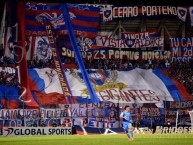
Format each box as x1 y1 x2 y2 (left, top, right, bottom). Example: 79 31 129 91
0 71 17 87
168 59 193 97
61 57 170 70
94 0 108 4
0 56 17 67
27 59 55 69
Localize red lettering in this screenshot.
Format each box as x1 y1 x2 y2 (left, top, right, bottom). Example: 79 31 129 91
106 89 115 99
100 36 108 47
129 90 143 101
139 89 150 100
99 91 111 101
148 90 160 101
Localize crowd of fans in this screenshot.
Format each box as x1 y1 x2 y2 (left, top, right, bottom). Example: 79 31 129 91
167 59 193 96
0 71 17 87
93 0 108 4
0 49 193 97
27 59 55 69
0 56 17 67
63 57 170 70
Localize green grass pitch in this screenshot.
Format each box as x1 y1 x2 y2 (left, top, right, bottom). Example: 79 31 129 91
1 134 193 145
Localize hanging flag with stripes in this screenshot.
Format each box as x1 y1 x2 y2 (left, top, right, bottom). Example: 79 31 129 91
25 2 100 37
177 7 187 22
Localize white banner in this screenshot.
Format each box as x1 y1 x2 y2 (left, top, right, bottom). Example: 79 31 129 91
0 109 39 120
1 127 72 136
65 68 174 103
0 67 16 74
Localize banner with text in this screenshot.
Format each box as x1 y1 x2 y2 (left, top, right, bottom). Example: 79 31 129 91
164 101 193 125
102 6 179 22
140 103 164 125
96 35 164 48
65 68 180 103
1 127 71 136
61 47 170 60
170 37 193 62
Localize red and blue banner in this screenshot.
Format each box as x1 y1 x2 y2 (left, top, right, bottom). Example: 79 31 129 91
121 30 160 40
27 68 192 104
0 67 18 109
164 100 193 126
25 2 100 37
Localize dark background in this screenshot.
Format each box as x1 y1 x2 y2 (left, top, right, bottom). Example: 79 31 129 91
1 0 193 7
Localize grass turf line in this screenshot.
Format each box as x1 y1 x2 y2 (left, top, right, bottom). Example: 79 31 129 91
0 134 193 145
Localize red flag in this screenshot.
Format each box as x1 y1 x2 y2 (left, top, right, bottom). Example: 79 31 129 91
17 2 38 107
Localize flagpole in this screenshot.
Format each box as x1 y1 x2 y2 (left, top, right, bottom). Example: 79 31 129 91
175 110 179 128
0 2 6 46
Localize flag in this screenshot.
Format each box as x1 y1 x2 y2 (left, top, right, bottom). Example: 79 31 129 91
3 1 18 62
177 7 187 22
61 3 99 103
64 68 192 103
102 6 113 22
67 3 100 37
25 2 100 37
28 68 77 105
189 7 193 26
18 2 39 108
0 1 38 108
0 86 19 109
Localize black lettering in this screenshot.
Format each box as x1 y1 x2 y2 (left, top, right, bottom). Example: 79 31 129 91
52 129 55 134
56 129 60 135
25 129 30 135
21 129 25 135
61 129 65 135
68 129 72 135
36 129 42 135
43 129 47 135
14 129 20 135
49 129 52 135
31 129 36 135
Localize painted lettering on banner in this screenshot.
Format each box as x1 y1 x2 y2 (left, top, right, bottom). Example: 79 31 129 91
103 6 178 22
96 36 164 48
61 47 170 60
170 37 193 62
46 24 71 96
